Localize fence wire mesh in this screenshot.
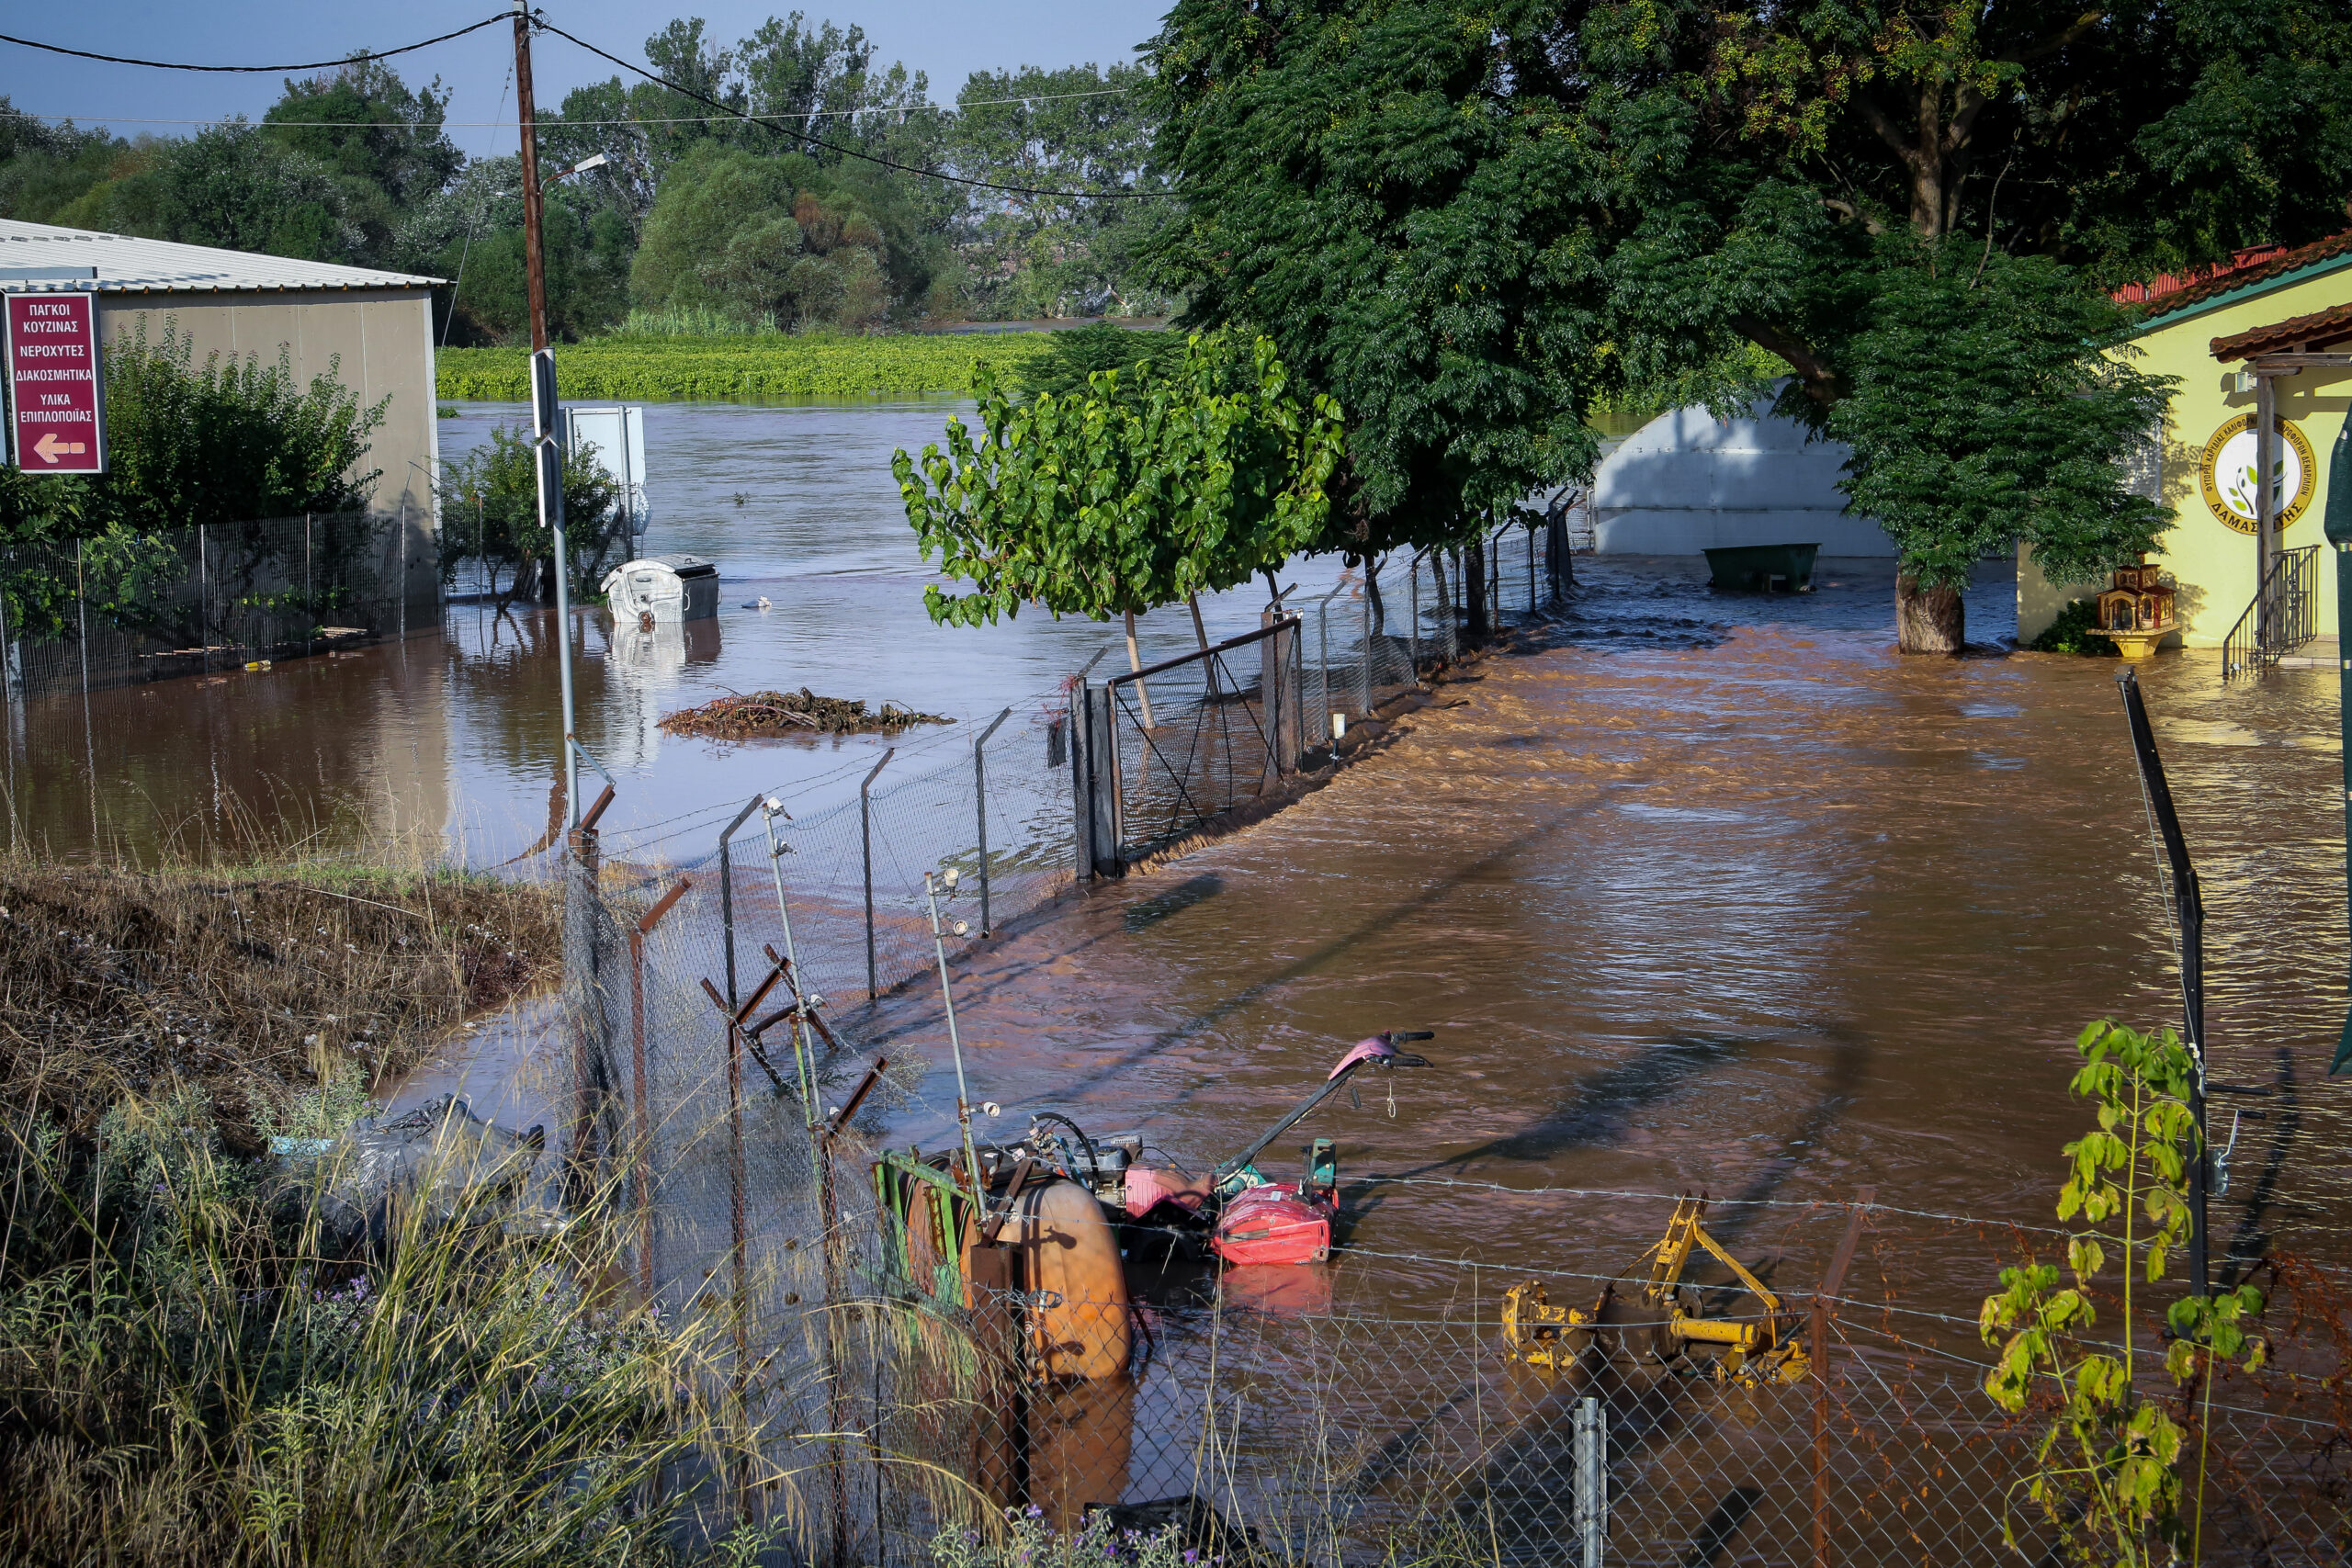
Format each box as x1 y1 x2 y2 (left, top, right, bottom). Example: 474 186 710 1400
547 879 2352 1568
0 512 424 699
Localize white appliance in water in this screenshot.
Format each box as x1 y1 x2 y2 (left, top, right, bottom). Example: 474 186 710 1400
601 555 719 622
564 405 650 538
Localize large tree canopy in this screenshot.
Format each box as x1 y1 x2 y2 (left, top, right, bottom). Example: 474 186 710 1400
1148 0 2352 649
1146 0 1609 568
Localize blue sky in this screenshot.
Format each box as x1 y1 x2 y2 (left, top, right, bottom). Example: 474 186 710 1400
2 2 1167 161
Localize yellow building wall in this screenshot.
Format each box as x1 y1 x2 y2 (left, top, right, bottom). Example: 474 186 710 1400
2018 261 2352 647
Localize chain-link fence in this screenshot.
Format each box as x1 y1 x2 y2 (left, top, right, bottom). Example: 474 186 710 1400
535 1043 2352 1568
0 513 427 700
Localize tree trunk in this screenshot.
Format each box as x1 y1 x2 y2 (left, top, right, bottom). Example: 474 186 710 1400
1895 573 1965 654
1464 546 1489 639
1363 555 1386 635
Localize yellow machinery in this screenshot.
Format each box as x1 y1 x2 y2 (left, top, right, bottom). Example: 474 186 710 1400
1501 1196 1809 1385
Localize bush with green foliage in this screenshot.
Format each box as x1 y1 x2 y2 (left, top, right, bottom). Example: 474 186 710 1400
2030 599 2122 657
435 425 625 611
895 331 1345 626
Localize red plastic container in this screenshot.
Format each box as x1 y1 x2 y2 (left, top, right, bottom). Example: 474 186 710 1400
1211 1182 1333 1266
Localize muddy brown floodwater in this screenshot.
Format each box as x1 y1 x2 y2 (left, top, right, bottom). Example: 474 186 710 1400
861 554 2352 1327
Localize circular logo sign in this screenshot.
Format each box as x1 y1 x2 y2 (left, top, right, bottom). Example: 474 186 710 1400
2199 413 2317 534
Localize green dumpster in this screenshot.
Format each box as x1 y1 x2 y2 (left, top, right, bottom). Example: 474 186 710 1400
1702 543 1820 592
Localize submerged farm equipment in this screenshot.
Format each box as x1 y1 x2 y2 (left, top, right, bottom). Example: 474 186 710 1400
1502 1196 1808 1386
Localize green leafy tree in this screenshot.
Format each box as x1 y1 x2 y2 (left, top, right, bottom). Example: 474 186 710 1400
1826 250 2176 649
1981 1020 2267 1567
942 63 1170 321
1568 0 2349 647
155 122 357 261
1144 0 1608 611
630 142 929 331
435 425 625 612
891 332 1345 627
262 56 461 267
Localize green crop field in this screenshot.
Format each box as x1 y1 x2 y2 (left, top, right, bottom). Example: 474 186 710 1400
435 333 1052 402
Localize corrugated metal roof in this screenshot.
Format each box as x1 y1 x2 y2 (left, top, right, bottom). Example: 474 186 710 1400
0 220 442 295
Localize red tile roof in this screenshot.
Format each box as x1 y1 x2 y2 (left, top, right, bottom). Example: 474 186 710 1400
2123 230 2352 324
2210 298 2352 361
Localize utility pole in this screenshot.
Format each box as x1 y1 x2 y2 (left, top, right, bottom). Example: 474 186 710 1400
514 0 581 826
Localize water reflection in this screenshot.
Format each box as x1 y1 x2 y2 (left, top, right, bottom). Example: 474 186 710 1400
3 400 1362 863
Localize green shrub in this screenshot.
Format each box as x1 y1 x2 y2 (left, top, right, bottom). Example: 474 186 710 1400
2030 598 2120 656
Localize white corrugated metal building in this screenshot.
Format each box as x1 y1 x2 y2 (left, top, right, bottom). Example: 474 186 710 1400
1589 389 1893 557
0 220 445 615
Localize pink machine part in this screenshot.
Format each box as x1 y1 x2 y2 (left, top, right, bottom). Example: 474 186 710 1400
1327 1035 1400 1078
1123 1165 1211 1220
1211 1182 1334 1267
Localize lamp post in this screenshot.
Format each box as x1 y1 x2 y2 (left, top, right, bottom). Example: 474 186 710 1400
2325 411 2352 1075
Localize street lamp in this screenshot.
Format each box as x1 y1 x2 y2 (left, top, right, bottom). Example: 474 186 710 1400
544 152 609 192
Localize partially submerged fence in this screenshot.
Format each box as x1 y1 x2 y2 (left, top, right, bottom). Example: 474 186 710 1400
0 512 431 700
535 946 2352 1568
1070 539 1569 874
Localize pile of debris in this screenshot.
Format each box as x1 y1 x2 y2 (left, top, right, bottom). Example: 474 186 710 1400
658 688 952 740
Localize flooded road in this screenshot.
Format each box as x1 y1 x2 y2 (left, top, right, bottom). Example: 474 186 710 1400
862 554 2351 1318
2 399 1357 864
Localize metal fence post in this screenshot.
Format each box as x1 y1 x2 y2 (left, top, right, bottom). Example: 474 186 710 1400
861 748 894 999
1359 572 1374 713
974 705 1012 931
1316 592 1332 735
1527 523 1536 616
197 525 208 676
1071 676 1095 877
1575 1394 1607 1568
1409 555 1421 675
718 795 763 1008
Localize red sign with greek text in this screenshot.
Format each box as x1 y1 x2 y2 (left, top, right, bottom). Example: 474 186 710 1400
6 293 105 474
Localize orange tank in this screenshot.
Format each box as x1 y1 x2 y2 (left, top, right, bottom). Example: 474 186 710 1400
961 1177 1131 1381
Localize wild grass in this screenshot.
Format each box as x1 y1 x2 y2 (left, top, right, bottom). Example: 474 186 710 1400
0 845 820 1565
0 857 559 1147
0 1088 771 1567
436 333 1050 403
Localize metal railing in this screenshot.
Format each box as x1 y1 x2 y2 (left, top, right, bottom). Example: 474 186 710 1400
2223 544 2321 679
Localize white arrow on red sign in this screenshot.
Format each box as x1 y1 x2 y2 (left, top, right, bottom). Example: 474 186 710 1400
31 433 86 464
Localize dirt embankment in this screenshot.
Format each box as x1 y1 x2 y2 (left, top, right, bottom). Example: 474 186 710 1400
0 863 560 1147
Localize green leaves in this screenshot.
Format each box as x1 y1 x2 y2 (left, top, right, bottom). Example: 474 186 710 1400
893 332 1345 626
0 320 385 549
1980 1018 2268 1565
1145 0 1608 556
1824 247 2177 592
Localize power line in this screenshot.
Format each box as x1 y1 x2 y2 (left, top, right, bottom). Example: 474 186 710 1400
0 16 508 73
9 86 1142 131
534 17 1166 204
